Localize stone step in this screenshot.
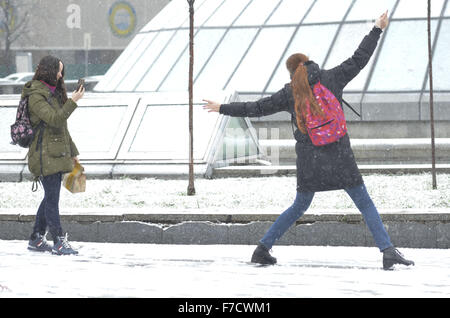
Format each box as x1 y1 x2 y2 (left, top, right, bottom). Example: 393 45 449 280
251 120 450 139
212 163 450 178
258 138 450 164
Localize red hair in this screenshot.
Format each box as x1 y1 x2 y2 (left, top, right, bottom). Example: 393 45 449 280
286 53 323 134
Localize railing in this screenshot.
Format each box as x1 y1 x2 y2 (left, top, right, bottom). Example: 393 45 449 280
0 79 100 95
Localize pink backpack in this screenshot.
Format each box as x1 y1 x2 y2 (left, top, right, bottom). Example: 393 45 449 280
10 96 45 148
303 81 347 146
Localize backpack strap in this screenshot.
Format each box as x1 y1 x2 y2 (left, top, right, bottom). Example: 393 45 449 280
34 121 45 151
34 120 46 178
290 113 296 135
31 176 42 192
314 82 361 117
342 99 361 118
31 95 51 181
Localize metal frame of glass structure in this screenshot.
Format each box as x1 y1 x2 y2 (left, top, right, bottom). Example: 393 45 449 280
0 91 262 180
96 0 450 96
94 0 450 122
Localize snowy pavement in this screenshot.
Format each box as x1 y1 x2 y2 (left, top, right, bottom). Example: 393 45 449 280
0 240 449 298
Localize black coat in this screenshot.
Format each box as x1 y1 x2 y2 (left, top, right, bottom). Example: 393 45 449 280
219 27 383 192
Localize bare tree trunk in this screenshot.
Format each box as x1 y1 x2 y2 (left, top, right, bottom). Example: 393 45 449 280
1 0 36 75
187 0 195 196
2 34 13 74
427 0 437 189
1 0 14 74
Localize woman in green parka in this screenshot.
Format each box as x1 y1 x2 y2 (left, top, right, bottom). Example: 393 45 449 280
25 55 84 255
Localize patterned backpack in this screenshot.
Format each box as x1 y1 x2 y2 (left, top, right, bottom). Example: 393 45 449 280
10 96 43 148
303 81 347 146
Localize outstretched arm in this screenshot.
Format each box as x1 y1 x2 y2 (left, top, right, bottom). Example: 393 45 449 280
331 11 389 90
203 84 291 117
203 100 221 113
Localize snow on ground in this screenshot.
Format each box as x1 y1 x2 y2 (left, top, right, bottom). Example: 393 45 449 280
0 241 449 298
0 173 449 212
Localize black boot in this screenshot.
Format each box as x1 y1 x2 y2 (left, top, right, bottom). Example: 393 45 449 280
251 243 277 265
383 247 414 270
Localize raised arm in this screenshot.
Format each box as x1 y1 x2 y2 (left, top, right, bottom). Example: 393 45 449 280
331 11 389 90
28 87 84 129
29 93 78 128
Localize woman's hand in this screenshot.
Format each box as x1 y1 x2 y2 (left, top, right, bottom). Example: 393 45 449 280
202 99 221 113
72 86 85 103
72 156 80 166
375 10 389 30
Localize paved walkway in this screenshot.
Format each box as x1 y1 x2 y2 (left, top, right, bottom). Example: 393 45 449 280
0 241 449 298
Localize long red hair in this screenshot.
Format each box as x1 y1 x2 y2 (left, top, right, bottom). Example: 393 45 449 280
286 53 323 134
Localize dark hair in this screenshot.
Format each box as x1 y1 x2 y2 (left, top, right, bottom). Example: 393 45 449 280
33 55 68 105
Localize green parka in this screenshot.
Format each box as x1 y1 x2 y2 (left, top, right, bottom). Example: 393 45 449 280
23 80 79 177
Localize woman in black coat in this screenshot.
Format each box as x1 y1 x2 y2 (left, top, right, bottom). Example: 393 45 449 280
204 11 413 270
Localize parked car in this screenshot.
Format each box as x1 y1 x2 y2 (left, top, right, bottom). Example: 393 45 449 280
0 72 35 83
65 75 105 92
84 75 104 82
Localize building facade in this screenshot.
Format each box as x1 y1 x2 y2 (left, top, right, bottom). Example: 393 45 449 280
0 0 170 78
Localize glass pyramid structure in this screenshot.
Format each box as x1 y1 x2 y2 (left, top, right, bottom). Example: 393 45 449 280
2 0 450 180
95 0 450 96
0 91 261 179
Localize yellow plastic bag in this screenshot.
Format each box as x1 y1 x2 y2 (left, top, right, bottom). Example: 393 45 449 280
63 162 86 193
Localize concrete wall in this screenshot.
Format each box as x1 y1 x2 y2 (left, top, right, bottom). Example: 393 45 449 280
252 120 450 140
1 0 170 77
5 0 171 50
1 213 449 248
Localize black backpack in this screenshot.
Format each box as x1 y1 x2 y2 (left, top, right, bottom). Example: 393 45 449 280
10 96 44 148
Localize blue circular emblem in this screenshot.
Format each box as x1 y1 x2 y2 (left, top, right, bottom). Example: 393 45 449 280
108 1 137 37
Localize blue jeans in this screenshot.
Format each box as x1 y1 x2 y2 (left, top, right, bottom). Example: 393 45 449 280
32 172 64 242
260 184 393 251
